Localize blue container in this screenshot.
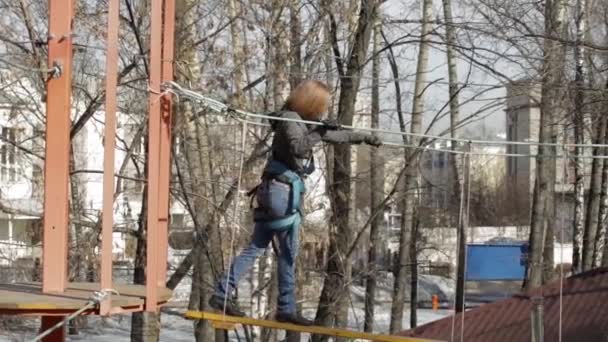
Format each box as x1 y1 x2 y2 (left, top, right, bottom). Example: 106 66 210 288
465 243 528 281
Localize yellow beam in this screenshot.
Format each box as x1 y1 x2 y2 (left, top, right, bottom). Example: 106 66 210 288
185 311 441 342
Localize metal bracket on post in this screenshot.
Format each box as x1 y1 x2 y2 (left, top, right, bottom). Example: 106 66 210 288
50 61 62 79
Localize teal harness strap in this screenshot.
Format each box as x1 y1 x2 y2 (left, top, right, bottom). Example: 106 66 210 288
254 208 301 231
254 160 305 231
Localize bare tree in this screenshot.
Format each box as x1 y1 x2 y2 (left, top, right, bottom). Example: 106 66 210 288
593 117 608 267
363 18 383 333
572 0 587 273
441 0 469 314
314 0 378 340
389 0 432 332
583 116 605 271
526 0 566 290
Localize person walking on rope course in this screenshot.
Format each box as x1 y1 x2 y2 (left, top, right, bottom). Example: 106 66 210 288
209 80 382 325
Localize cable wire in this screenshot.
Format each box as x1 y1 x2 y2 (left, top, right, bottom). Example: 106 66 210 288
0 58 60 76
30 289 118 342
163 81 608 150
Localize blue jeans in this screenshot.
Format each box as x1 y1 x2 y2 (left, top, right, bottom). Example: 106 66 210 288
215 179 300 314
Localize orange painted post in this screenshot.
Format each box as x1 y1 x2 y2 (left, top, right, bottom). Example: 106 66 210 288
100 0 121 315
43 0 74 294
157 0 176 287
145 0 164 312
40 316 66 342
432 295 439 311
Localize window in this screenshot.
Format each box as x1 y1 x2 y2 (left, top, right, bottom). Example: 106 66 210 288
32 127 45 154
32 165 43 198
1 126 20 182
171 213 186 230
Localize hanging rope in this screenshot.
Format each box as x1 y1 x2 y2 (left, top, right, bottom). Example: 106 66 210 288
30 289 118 342
221 120 248 316
0 58 61 78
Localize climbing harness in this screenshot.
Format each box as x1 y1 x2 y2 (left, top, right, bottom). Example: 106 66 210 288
252 159 305 231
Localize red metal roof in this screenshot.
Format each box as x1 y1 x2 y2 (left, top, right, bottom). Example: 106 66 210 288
400 268 608 342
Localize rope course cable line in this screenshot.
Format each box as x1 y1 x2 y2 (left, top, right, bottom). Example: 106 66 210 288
0 58 61 77
161 82 608 158
30 289 119 342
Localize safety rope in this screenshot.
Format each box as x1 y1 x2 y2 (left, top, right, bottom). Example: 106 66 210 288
30 289 119 342
0 58 61 78
221 121 248 316
162 81 608 151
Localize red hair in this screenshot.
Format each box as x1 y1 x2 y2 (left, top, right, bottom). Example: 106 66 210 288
284 80 330 120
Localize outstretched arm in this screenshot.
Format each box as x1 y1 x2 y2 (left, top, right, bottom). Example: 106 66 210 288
322 130 382 146
278 112 382 155
279 112 324 158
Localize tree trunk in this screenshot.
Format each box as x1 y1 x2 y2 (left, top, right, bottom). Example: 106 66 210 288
175 1 226 340
594 117 608 267
526 0 565 290
543 209 555 282
270 0 289 110
285 3 303 340
363 19 382 333
583 117 605 271
314 1 377 340
288 0 302 89
261 264 279 342
131 136 160 342
389 0 431 332
441 0 468 314
228 0 246 108
572 0 587 274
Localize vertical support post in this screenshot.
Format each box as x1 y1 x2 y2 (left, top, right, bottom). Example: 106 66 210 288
146 0 164 312
43 0 74 294
157 0 176 286
40 316 66 342
100 0 121 315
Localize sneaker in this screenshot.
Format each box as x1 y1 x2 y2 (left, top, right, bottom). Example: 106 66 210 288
276 312 314 326
208 295 246 317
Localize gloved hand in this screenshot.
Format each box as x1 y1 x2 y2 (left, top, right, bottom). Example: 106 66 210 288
321 119 341 130
364 135 382 147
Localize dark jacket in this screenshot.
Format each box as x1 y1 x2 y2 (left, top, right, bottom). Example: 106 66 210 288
266 110 369 175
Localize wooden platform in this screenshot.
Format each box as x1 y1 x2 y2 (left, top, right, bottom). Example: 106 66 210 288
0 282 172 315
185 311 442 342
